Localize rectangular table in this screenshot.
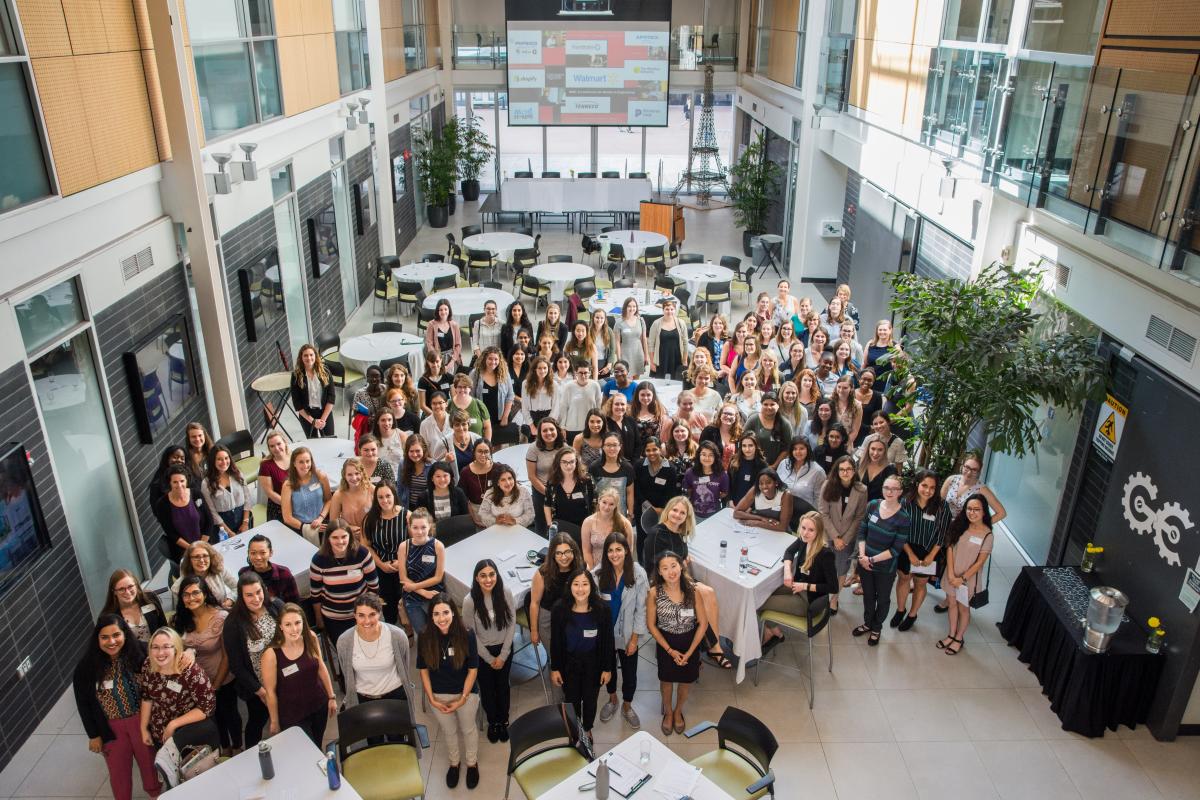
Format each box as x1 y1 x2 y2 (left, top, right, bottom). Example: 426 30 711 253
998 566 1164 737
162 727 362 799
500 177 652 213
686 508 795 683
214 520 319 598
540 731 735 800
442 523 547 608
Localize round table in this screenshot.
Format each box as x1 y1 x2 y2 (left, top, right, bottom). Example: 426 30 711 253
492 443 531 485
668 263 735 314
638 378 684 417
296 437 356 481
597 230 668 261
463 232 535 262
250 371 298 443
527 262 594 302
338 331 426 375
587 287 682 323
391 262 459 294
424 287 516 326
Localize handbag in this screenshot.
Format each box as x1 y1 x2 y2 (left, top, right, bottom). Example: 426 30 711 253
179 744 220 781
968 533 993 609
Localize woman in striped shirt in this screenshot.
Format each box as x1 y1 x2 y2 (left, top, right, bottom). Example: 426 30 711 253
852 475 910 646
891 470 948 632
310 527 379 644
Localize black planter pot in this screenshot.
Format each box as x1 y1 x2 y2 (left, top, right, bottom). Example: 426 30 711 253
461 179 480 201
428 204 449 228
742 229 763 257
447 192 457 215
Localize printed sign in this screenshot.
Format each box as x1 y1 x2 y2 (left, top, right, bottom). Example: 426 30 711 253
1179 568 1200 613
1092 393 1127 462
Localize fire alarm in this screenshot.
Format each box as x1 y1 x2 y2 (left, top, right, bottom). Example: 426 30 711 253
402 149 412 160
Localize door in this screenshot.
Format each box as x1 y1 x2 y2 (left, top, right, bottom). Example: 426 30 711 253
273 197 311 355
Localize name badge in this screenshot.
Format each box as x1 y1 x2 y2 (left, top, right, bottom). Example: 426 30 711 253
422 554 436 563
922 514 936 522
654 477 666 485
969 536 984 545
307 483 320 492
166 680 182 693
345 569 363 580
446 647 455 657
141 604 156 614
583 629 598 638
371 476 381 484
869 515 879 523
281 663 299 677
470 418 479 426
680 608 695 618
571 492 584 499
102 680 114 690
698 476 710 484
196 499 204 507
599 592 611 601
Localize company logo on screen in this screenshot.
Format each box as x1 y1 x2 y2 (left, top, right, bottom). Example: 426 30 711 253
628 101 666 124
624 60 668 81
565 68 620 88
509 69 546 88
565 39 608 55
508 30 542 64
509 103 539 123
564 96 611 114
624 31 669 47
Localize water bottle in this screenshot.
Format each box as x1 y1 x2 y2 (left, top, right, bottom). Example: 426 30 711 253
258 742 274 780
718 540 727 568
738 545 749 575
548 521 559 540
595 757 610 799
326 746 341 790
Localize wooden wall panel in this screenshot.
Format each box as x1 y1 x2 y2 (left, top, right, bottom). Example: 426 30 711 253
99 0 139 51
1106 0 1200 39
1097 48 1198 74
140 48 171 161
31 57 100 194
383 25 405 81
14 0 72 57
301 0 333 34
61 0 109 54
304 33 338 108
277 33 312 114
131 0 152 47
275 0 305 37
77 51 158 182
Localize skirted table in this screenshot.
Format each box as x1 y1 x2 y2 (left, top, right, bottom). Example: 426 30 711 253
998 566 1163 737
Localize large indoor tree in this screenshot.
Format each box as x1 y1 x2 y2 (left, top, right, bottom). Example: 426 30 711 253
884 262 1106 477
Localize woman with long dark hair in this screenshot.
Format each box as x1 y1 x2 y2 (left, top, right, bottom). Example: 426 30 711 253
100 569 166 645
818 455 868 613
362 481 406 625
149 445 196 542
727 434 768 507
529 533 584 650
222 572 283 747
184 422 214 480
527 417 568 534
425 298 463 373
500 301 534 359
262 603 336 745
311 527 379 643
594 532 647 730
589 431 636 518
417 594 481 790
174 576 240 755
550 570 614 748
160 465 215 562
462 559 516 743
424 462 470 522
257 432 290 523
545 446 595 533
647 551 706 736
290 344 336 438
733 467 794 532
478 464 535 527
682 441 728 520
201 444 251 539
74 615 161 800
398 434 435 511
776 436 825 515
892 470 948 632
939 494 994 655
814 421 850 474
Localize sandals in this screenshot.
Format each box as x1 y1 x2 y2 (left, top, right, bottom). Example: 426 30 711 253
936 636 955 650
852 625 871 637
673 713 686 734
707 649 734 669
867 631 881 647
944 637 964 655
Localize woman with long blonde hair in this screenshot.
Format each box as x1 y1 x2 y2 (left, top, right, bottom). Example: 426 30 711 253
290 344 335 438
759 511 837 649
589 308 613 377
580 487 634 570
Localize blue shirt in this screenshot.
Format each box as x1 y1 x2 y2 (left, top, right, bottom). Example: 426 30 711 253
608 579 625 630
601 378 637 404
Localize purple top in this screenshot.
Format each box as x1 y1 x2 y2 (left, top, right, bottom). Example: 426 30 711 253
169 500 203 543
683 469 729 517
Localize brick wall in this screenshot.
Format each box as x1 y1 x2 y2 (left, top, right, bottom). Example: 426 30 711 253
389 124 418 264
93 265 212 572
296 174 347 344
0 363 92 772
347 148 381 304
838 169 859 286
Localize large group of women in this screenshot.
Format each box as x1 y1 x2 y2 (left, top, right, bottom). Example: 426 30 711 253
87 280 1005 797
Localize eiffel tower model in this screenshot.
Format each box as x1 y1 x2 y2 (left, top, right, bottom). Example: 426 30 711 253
673 65 729 205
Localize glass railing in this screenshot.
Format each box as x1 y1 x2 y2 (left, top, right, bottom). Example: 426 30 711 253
920 46 1007 158
816 34 853 111
452 26 506 69
671 26 738 71
750 27 804 89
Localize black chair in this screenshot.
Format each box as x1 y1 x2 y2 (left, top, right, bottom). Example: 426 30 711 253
638 244 666 279
601 170 621 178
654 275 678 295
394 280 423 314
722 255 750 302
445 232 456 258
462 224 483 239
465 312 483 341
541 171 560 178
580 234 601 266
753 589 833 708
466 248 496 284
519 274 551 309
684 707 778 799
675 287 691 310
577 172 597 178
600 226 618 233
628 171 648 179
547 254 573 263
216 429 259 482
604 242 626 281
572 278 597 303
612 278 635 289
480 280 502 289
372 321 403 334
668 239 680 263
504 705 588 800
532 233 542 259
697 280 731 315
421 253 445 262
514 171 534 178
511 247 538 291
375 254 401 277
719 255 743 272
325 359 350 407
679 253 705 264
417 300 435 333
337 698 427 800
372 275 396 315
431 273 457 292
437 514 478 546
379 356 405 376
315 332 340 357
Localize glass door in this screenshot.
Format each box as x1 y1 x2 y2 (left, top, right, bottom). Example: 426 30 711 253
331 163 358 316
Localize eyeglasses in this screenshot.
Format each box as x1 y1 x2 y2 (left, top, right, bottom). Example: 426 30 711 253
181 590 204 599
115 585 138 594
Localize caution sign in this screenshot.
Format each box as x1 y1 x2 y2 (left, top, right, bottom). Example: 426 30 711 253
1092 393 1127 463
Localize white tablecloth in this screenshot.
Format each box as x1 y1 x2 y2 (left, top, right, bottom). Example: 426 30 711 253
492 443 531 485
391 261 459 294
500 178 651 213
669 262 734 314
338 332 426 375
686 508 795 683
213 519 319 597
637 378 683 417
463 232 535 263
296 437 355 484
539 731 735 800
597 230 668 261
423 287 516 326
586 287 680 323
442 524 547 608
527 262 594 301
161 727 361 799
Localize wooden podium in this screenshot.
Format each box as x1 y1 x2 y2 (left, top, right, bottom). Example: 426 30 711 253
640 200 684 243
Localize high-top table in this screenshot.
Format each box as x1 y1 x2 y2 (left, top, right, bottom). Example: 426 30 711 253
249 371 300 442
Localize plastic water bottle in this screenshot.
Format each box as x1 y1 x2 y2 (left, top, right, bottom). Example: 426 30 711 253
258 742 274 780
548 521 559 540
719 540 727 568
738 545 749 575
595 757 610 799
326 746 341 790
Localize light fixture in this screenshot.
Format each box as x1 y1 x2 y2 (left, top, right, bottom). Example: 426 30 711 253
238 142 258 181
939 158 957 199
357 97 370 124
209 152 233 195
345 101 359 130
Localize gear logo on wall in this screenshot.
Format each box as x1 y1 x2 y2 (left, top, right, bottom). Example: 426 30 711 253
1122 472 1195 567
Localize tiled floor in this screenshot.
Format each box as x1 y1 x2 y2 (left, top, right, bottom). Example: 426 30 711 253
10 204 1200 797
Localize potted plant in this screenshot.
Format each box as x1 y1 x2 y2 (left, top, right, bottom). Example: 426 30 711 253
441 117 460 215
456 115 494 201
413 126 451 228
728 130 781 256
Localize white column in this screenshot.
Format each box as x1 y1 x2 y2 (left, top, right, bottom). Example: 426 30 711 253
365 0 397 257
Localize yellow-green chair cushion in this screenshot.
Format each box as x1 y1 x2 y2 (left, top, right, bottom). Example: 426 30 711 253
235 455 260 484
689 750 769 800
323 353 364 385
514 748 589 799
759 608 827 634
342 744 425 800
252 503 267 524
515 607 530 628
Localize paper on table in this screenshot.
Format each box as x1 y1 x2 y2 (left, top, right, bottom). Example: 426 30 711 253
588 753 646 796
496 550 516 562
514 565 535 581
910 561 937 576
654 761 701 797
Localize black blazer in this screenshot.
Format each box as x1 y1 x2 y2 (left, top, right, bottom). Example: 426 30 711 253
782 540 839 602
604 416 638 461
221 598 285 698
635 461 680 514
290 371 336 412
549 600 616 674
73 642 147 743
423 486 471 520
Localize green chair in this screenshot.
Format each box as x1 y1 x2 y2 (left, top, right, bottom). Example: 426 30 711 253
684 706 778 799
637 244 666 280
696 280 731 316
519 274 551 310
505 705 589 800
467 248 496 285
337 698 426 800
216 429 259 484
753 593 833 708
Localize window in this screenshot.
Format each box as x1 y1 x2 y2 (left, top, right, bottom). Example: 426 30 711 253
943 0 1014 44
185 0 281 139
333 0 370 94
0 4 53 209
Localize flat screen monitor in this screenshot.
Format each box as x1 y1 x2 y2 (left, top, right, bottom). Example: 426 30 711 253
506 0 670 126
0 443 52 585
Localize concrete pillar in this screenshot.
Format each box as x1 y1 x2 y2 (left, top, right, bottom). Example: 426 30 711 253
365 0 398 258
